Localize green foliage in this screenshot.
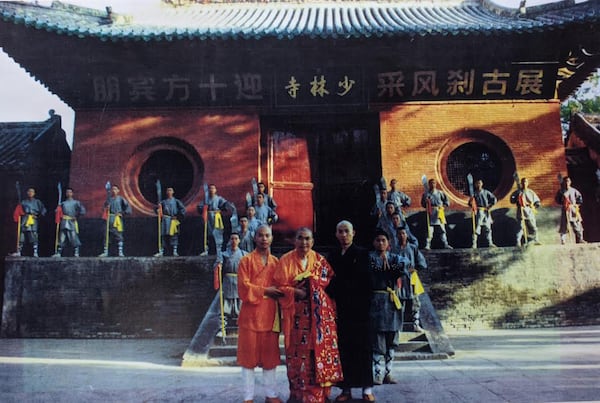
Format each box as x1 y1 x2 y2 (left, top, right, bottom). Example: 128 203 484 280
561 70 600 132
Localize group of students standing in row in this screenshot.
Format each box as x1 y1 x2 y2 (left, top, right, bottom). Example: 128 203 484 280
9 180 276 258
10 173 586 258
230 222 423 403
372 175 586 251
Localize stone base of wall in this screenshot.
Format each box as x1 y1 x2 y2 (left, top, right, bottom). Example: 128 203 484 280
1 256 215 338
3 243 599 338
421 243 600 331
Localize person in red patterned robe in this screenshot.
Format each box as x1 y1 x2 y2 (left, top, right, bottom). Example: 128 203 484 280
274 227 343 403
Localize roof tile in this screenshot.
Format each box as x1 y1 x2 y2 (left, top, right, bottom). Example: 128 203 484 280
0 0 598 41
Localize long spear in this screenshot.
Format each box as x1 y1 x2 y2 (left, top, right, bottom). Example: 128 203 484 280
103 181 111 254
156 179 162 255
201 183 209 256
513 172 528 246
218 262 226 343
14 181 22 253
54 182 63 255
467 174 476 240
421 175 430 238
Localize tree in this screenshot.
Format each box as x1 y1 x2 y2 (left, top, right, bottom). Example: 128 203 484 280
561 69 600 136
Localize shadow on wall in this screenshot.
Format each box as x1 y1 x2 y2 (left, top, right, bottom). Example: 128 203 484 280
494 286 600 328
405 207 562 249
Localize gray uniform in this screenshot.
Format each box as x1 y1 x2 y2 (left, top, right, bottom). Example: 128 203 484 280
238 229 255 253
369 251 410 384
421 189 451 249
253 203 278 225
555 187 584 243
388 190 411 210
470 188 497 247
510 188 540 245
198 195 230 255
215 247 248 318
377 214 419 249
56 198 86 256
247 217 261 235
393 243 427 330
16 198 47 256
370 199 387 218
102 196 132 256
158 197 186 254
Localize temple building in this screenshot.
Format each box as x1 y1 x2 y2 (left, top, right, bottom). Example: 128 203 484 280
0 110 70 297
1 0 599 253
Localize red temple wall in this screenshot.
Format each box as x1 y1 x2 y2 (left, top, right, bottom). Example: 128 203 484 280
380 101 566 212
70 109 260 218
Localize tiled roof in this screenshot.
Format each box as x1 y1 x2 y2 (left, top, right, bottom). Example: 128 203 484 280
0 0 599 41
0 113 59 170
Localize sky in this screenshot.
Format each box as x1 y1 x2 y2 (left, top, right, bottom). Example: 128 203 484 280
0 0 592 148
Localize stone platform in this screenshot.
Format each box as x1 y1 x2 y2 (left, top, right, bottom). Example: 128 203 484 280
1 256 216 338
2 243 600 339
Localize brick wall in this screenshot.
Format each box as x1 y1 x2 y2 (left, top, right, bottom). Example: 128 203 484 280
3 244 599 338
67 109 260 256
380 100 567 246
380 101 565 210
70 109 260 218
1 257 215 338
420 243 600 331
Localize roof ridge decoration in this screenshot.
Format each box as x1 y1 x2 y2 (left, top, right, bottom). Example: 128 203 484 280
0 0 598 41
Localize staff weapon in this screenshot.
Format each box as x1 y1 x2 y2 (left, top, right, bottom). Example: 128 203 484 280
219 263 227 343
513 172 528 246
201 183 209 255
15 181 22 253
104 181 111 253
467 174 476 238
229 202 238 233
156 179 162 254
421 174 430 231
54 182 63 255
251 177 258 202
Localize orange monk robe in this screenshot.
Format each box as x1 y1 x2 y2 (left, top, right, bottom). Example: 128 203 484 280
236 250 281 370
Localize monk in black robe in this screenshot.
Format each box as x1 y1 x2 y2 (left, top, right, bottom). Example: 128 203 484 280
327 220 376 402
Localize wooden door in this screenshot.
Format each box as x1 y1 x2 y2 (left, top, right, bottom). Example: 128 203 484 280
265 114 381 246
269 130 315 244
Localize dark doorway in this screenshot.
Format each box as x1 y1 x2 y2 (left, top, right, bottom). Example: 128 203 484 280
262 114 381 247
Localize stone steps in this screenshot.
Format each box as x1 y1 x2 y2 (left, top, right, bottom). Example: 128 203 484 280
203 322 439 364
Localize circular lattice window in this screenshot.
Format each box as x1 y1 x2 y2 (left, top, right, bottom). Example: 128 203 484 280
123 137 204 214
439 131 516 204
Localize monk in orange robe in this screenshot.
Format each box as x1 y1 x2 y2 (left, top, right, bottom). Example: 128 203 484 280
274 227 343 403
237 224 284 403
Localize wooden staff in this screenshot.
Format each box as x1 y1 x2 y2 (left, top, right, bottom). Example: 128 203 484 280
54 182 62 255
156 180 162 254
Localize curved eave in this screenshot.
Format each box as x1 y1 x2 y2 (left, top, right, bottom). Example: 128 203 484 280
1 2 599 43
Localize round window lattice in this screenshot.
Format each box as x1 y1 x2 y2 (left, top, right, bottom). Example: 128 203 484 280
439 131 516 204
122 137 204 215
446 142 502 196
138 149 195 204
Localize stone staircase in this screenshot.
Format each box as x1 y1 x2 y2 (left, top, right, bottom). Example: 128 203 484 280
182 291 454 367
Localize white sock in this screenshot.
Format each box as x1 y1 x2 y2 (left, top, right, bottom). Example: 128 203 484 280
363 387 373 395
242 367 255 401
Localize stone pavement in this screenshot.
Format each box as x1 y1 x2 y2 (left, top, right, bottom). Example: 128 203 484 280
1 326 599 402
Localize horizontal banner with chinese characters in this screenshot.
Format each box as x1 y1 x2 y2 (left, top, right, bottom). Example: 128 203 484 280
88 63 557 109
